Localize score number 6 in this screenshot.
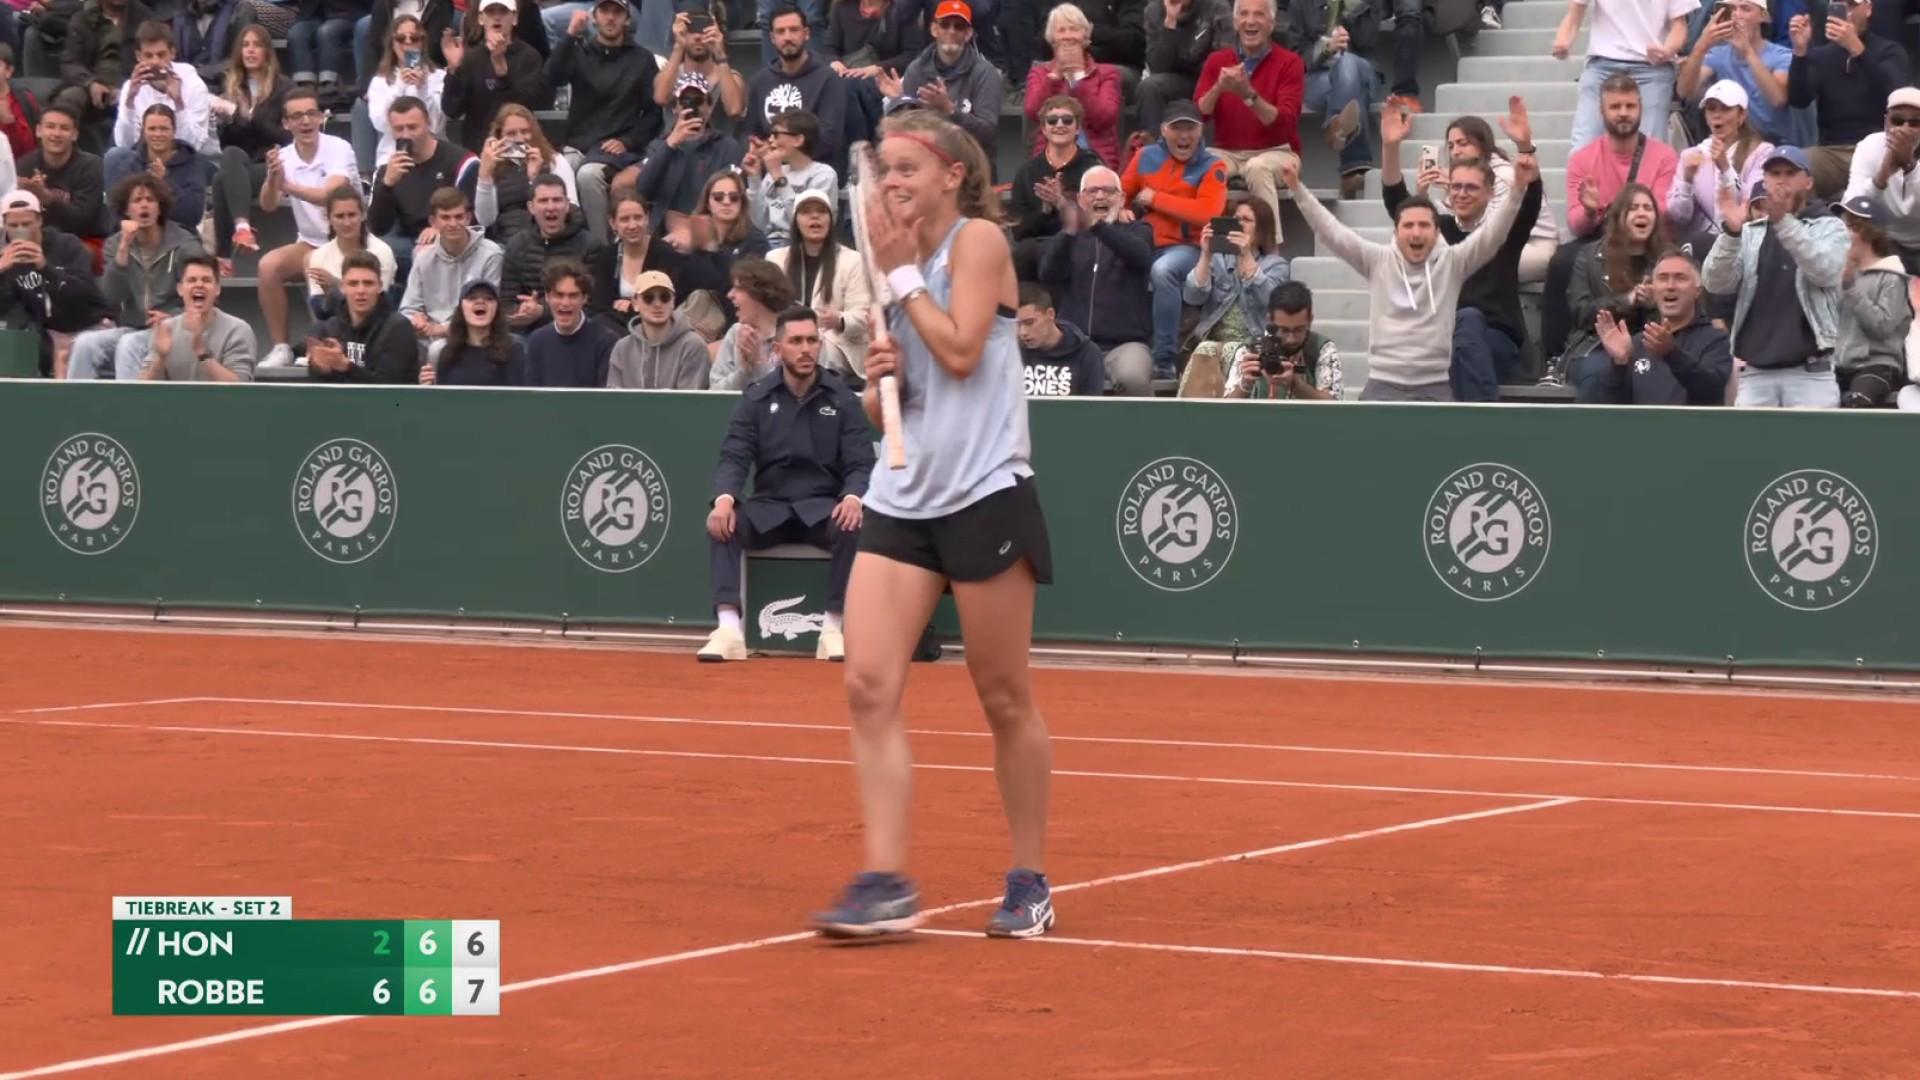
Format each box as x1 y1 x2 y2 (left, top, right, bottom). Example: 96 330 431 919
370 978 439 1005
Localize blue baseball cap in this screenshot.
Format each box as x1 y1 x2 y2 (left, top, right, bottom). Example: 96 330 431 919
1762 145 1812 174
1833 194 1892 225
458 278 499 301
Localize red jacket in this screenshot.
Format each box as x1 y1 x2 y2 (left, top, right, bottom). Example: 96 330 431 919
1195 45 1304 155
1121 141 1229 249
1024 62 1122 170
0 89 38 162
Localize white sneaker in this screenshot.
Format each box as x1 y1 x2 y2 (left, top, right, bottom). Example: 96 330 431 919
816 628 845 662
259 343 296 369
696 625 747 662
1479 5 1502 28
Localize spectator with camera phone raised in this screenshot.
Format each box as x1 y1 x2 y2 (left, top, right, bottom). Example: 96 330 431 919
0 188 110 377
362 15 448 176
1576 247 1731 404
306 249 421 382
137 253 254 381
109 21 215 161
368 95 480 278
444 0 553 154
1180 195 1287 391
1677 0 1792 144
1223 281 1341 399
653 7 746 124
550 0 662 247
636 71 745 237
1787 0 1908 198
469 103 577 246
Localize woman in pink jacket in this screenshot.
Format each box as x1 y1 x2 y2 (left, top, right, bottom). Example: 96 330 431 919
1024 3 1123 169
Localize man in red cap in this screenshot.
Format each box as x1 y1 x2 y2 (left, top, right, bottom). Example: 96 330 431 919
879 0 1003 160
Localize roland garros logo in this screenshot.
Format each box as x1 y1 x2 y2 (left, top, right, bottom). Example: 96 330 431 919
41 432 140 555
1423 463 1551 601
562 444 671 572
1743 469 1877 611
1115 456 1239 592
292 438 398 564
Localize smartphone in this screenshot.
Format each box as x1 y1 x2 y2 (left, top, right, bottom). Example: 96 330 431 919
1418 145 1440 175
686 11 714 32
501 139 527 160
7 224 30 243
1208 215 1238 254
404 47 421 67
395 136 414 157
1827 0 1847 20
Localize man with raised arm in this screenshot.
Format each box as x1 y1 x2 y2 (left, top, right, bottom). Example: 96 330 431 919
1285 95 1538 401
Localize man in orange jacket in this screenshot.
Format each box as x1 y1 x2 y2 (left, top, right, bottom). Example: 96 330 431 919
1122 98 1229 379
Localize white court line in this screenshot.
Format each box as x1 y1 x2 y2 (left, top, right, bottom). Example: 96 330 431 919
9 716 1920 822
0 800 1572 1078
13 699 208 714
151 695 1920 785
915 930 1920 1002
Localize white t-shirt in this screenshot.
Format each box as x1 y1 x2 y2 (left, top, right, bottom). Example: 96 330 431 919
281 133 361 248
1579 0 1699 62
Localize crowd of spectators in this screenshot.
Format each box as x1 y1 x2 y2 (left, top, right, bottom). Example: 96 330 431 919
0 0 1912 407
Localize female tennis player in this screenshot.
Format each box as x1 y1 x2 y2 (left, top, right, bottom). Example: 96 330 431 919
809 110 1056 941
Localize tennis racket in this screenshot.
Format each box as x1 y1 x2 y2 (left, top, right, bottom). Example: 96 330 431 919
847 141 907 471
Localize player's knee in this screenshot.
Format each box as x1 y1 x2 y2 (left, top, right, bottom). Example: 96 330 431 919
843 662 904 726
974 677 1032 735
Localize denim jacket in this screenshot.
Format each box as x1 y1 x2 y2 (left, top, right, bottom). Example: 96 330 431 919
1181 251 1290 346
1702 207 1849 354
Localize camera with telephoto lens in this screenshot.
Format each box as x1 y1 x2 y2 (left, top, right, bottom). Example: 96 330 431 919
1254 332 1294 376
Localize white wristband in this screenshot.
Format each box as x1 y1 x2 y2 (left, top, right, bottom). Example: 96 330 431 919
886 265 926 301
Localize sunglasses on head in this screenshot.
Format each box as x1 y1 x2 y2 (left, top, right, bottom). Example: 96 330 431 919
640 289 675 304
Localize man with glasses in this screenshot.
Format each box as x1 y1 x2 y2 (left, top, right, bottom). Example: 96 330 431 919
248 85 357 370
607 269 711 387
1787 0 1909 198
1380 102 1543 399
1009 95 1103 281
1039 165 1157 394
882 0 1001 159
1844 87 1920 272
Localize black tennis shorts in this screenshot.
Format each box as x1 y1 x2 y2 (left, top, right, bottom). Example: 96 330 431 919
859 475 1054 585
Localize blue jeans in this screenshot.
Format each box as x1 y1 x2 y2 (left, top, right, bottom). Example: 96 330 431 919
1571 57 1675 150
1149 244 1201 370
1390 0 1422 96
1305 52 1380 175
1734 364 1840 407
755 0 826 67
66 327 152 380
289 17 358 82
1450 308 1521 402
353 15 376 83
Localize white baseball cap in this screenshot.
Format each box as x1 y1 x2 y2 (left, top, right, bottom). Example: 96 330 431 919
1701 80 1749 112
1888 87 1920 111
0 189 40 215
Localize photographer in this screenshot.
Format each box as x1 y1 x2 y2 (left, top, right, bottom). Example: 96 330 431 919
1223 281 1341 399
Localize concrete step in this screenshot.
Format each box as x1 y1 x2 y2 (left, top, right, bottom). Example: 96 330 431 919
1409 110 1573 142
1484 1 1568 29
1456 55 1582 84
1333 200 1394 227
1467 29 1585 57
1298 289 1373 321
1365 166 1564 199
1437 81 1580 115
1341 353 1369 397
1316 317 1373 356
1289 255 1368 291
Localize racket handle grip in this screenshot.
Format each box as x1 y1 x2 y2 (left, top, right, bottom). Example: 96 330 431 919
879 373 906 470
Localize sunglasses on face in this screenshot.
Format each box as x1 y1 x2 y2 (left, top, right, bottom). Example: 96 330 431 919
1042 114 1077 127
640 289 675 304
1890 115 1920 128
395 33 424 43
711 191 743 203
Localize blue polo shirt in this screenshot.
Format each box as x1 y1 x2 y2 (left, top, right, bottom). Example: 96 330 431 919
1701 40 1795 142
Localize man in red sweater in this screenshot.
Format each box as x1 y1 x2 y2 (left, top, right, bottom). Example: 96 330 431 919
1121 99 1229 378
1195 0 1304 231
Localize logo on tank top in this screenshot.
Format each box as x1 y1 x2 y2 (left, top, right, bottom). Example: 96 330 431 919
292 438 399 564
1742 469 1877 611
562 444 672 573
1115 456 1239 592
41 432 140 555
1423 463 1550 602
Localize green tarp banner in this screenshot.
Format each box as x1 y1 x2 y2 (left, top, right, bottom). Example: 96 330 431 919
5 383 1912 670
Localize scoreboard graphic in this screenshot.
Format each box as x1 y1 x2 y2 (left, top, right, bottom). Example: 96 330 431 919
111 897 500 1016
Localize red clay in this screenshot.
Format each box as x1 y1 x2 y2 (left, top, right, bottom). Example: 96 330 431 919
3 625 1918 1078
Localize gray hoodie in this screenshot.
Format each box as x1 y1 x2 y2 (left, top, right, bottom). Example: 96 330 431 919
901 42 1003 154
147 309 257 381
607 311 712 389
101 223 204 328
709 320 778 392
1834 255 1913 378
399 227 506 326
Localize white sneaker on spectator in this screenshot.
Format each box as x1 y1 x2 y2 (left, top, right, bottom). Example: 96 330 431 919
816 628 845 662
1479 5 1501 28
697 625 747 662
259 343 296 369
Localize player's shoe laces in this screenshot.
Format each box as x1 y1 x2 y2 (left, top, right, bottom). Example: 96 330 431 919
811 872 922 939
985 869 1055 938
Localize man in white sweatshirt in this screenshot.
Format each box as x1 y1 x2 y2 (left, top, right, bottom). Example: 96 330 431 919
1285 95 1540 401
1843 87 1920 272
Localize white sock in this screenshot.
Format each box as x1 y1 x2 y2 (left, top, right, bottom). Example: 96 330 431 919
717 608 741 632
824 612 842 632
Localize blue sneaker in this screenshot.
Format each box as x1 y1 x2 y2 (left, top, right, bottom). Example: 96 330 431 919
811 871 922 939
984 869 1055 938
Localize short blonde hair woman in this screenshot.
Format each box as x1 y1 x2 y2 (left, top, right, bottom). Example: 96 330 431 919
1023 3 1122 169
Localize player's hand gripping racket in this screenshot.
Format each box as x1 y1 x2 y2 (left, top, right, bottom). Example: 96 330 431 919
847 141 907 470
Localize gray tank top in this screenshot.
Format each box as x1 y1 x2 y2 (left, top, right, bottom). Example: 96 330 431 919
863 217 1032 520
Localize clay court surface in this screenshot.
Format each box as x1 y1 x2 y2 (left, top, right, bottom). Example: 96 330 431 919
3 624 1919 1078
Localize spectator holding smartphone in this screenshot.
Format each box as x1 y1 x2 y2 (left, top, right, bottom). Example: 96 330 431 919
1787 0 1909 198
110 21 215 160
358 14 447 176
1677 0 1792 144
653 8 746 125
0 188 110 377
1180 196 1288 391
468 102 578 245
58 0 159 131
305 249 421 382
636 72 745 234
368 94 480 278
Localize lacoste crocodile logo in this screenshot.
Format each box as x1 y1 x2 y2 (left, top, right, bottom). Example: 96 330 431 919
758 595 826 640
